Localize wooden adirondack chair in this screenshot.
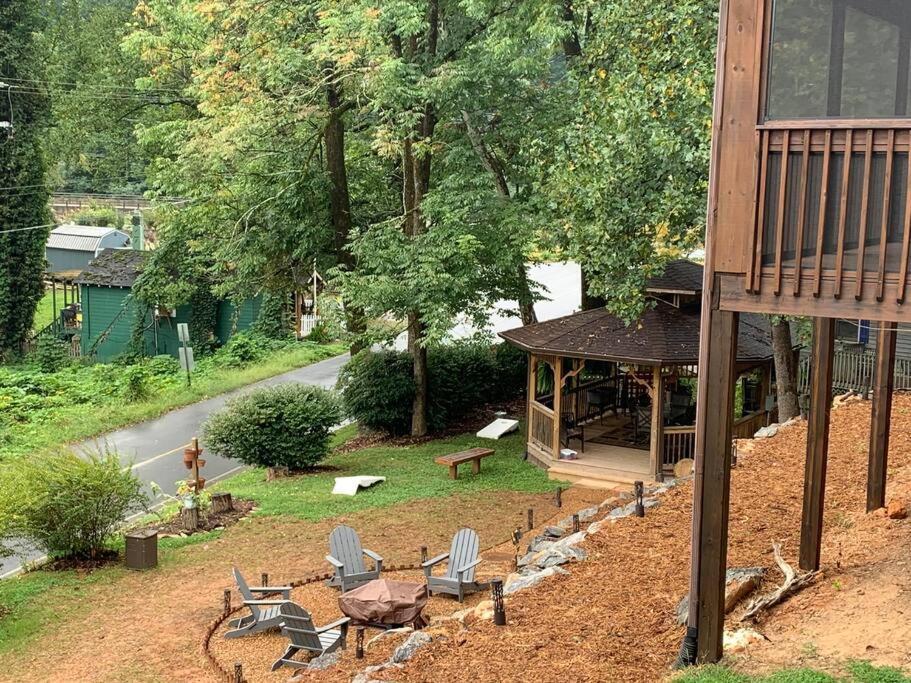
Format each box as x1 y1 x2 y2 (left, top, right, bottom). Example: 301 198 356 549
271 602 350 670
422 528 484 602
225 567 293 639
325 525 383 592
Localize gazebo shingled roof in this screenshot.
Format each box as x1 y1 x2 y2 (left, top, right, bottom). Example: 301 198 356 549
75 248 148 288
499 302 775 365
644 259 705 294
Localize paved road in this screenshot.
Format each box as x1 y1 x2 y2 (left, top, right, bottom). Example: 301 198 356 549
0 353 349 577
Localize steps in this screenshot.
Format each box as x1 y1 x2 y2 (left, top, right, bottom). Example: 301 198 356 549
547 459 654 491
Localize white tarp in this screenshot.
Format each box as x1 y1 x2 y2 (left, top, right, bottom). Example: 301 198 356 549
332 476 386 496
476 418 519 440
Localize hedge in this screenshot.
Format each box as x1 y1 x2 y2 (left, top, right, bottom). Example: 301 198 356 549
338 342 527 435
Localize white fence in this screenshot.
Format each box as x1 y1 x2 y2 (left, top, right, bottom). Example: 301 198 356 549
798 350 911 395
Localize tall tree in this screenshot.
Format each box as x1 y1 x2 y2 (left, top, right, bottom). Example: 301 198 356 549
771 317 800 420
0 0 52 356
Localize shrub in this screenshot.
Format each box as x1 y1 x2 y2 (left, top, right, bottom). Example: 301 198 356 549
338 343 527 435
0 450 148 560
203 383 343 471
119 365 150 402
34 336 70 373
254 293 294 340
220 332 267 367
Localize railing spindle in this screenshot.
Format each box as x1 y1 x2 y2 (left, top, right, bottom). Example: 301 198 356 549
773 130 791 295
876 130 896 302
834 129 854 299
854 130 874 300
813 131 833 298
793 130 811 296
750 130 771 293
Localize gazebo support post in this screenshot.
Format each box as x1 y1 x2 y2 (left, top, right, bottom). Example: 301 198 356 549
684 305 739 665
799 317 836 571
867 321 897 512
650 366 665 481
526 354 538 455
552 356 563 456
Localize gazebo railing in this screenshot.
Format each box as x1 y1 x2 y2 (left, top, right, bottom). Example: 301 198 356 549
529 401 555 454
662 426 696 469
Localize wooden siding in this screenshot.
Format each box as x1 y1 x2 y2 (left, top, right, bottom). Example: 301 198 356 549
215 296 262 345
79 285 138 362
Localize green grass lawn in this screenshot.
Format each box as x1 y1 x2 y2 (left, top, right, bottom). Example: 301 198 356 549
32 285 63 332
676 663 910 683
0 341 346 460
218 426 557 519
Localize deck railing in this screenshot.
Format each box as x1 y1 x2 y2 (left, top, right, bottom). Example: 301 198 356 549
798 350 911 395
662 426 696 468
749 127 911 300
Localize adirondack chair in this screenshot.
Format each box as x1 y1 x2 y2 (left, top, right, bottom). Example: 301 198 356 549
325 525 383 592
271 602 350 670
422 528 484 602
225 567 293 639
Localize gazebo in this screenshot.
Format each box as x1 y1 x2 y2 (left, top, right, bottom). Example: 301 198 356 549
500 261 781 488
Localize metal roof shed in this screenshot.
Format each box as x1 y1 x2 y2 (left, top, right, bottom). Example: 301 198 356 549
45 224 131 275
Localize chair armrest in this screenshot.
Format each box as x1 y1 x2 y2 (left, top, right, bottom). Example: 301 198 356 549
243 599 290 606
316 617 351 633
421 553 449 569
456 558 482 577
362 548 383 563
326 555 345 576
249 586 292 599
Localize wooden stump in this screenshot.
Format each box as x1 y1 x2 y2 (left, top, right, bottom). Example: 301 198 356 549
266 466 290 481
181 507 200 531
211 492 233 514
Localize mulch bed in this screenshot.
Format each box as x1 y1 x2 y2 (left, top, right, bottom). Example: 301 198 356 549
150 499 256 537
43 548 121 573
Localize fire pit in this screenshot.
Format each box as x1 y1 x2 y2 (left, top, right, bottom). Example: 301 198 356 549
338 579 428 630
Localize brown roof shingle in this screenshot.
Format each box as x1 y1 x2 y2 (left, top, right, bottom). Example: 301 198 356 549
499 301 775 365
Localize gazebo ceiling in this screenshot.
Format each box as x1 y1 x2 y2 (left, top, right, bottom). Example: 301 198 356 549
500 301 776 366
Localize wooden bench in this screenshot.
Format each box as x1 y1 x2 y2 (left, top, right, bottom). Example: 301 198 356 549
434 448 495 480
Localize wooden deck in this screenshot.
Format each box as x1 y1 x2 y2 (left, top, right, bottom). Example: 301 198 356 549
546 422 655 490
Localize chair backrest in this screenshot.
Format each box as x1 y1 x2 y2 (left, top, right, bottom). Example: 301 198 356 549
329 525 366 575
232 567 260 619
445 528 480 582
279 602 323 651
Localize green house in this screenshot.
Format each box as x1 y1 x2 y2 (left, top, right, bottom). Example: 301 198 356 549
75 249 261 362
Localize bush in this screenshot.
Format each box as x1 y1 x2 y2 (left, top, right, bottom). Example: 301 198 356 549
0 450 148 560
254 293 294 340
203 383 342 471
34 336 70 373
119 365 150 402
219 332 267 367
338 343 527 435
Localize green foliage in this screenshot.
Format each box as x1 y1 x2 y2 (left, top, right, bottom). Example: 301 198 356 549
203 384 343 471
253 293 293 340
188 284 219 354
119 365 150 402
0 449 148 560
307 321 332 345
0 340 344 461
34 336 70 373
217 332 269 367
69 203 123 228
0 0 53 357
675 663 911 683
338 343 526 435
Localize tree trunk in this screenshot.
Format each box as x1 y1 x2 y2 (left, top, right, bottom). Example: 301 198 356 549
560 0 583 58
771 318 800 421
580 270 606 310
324 69 366 355
408 311 429 436
460 110 537 325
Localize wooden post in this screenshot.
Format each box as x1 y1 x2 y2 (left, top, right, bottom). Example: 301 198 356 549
650 366 665 481
223 588 231 616
526 354 537 456
800 317 836 571
233 662 243 683
686 306 739 664
867 321 897 512
527 508 534 531
552 356 563 456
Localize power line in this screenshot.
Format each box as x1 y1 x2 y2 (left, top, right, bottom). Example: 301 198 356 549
0 223 57 235
0 76 182 94
8 85 186 103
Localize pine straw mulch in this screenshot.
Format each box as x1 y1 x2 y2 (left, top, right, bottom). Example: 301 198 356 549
330 395 911 683
0 487 604 683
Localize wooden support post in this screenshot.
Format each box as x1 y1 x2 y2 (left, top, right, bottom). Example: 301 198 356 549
650 366 665 481
867 321 897 512
223 588 231 616
552 356 563 455
526 354 537 458
527 508 534 532
800 317 836 572
686 307 739 665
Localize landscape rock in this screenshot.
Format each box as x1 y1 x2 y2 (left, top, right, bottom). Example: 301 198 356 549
365 626 413 651
753 424 779 439
676 567 765 625
504 565 569 595
519 531 588 569
887 499 908 520
543 525 565 538
577 506 599 522
306 650 340 671
391 631 432 663
723 627 767 652
351 663 403 683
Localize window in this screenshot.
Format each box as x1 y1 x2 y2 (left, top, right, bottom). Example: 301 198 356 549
766 0 911 120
